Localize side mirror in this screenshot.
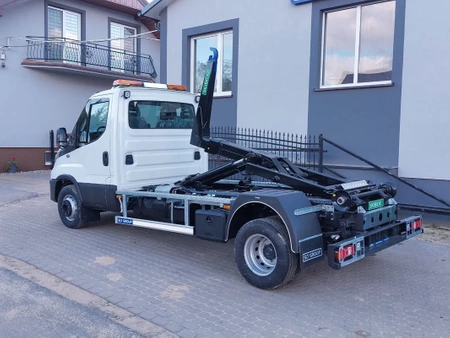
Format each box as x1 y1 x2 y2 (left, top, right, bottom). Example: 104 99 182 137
57 128 67 147
79 131 88 146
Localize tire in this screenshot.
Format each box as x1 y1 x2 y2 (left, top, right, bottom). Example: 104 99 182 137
57 185 89 229
234 217 299 290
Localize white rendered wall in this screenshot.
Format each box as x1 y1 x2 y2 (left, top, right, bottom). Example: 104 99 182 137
399 0 450 180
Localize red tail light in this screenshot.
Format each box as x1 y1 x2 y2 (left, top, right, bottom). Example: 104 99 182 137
335 244 355 262
412 219 422 231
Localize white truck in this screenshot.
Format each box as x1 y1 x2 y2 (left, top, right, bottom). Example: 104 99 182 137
51 49 423 289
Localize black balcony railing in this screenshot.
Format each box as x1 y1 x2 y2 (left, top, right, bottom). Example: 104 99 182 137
25 36 157 79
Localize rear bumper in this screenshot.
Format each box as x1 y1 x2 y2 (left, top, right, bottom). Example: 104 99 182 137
327 215 423 270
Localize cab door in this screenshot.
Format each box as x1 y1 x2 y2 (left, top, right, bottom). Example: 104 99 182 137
55 96 112 209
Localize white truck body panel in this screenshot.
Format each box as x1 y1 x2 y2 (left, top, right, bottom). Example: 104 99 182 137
51 86 208 191
116 88 207 191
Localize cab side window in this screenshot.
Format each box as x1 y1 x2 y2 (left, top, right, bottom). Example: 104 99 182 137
128 101 195 129
88 101 109 142
74 98 109 146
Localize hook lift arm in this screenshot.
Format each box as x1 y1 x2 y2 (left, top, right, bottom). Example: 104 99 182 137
183 48 396 206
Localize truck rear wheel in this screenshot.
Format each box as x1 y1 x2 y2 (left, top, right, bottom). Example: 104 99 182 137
234 217 298 289
57 185 89 229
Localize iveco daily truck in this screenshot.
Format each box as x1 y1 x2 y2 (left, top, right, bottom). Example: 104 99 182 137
50 49 423 289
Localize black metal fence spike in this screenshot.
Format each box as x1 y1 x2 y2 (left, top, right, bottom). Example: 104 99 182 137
208 127 322 175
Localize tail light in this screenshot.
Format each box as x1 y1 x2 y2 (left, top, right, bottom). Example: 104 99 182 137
411 219 422 231
335 244 355 262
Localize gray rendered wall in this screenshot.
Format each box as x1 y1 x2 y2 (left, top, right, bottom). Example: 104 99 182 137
0 0 159 148
308 0 406 169
165 0 312 134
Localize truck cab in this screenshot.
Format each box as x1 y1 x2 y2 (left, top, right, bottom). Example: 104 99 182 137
50 80 207 227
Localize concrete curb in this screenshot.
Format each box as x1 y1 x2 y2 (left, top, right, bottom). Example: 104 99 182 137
0 255 178 338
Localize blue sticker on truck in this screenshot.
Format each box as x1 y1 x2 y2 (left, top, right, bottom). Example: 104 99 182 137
302 248 323 262
117 217 133 225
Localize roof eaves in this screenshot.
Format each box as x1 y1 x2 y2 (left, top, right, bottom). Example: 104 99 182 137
139 0 176 20
136 0 148 7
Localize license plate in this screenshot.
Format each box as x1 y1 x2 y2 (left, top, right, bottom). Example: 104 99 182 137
368 199 384 211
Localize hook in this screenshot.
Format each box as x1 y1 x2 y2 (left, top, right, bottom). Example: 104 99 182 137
208 47 218 62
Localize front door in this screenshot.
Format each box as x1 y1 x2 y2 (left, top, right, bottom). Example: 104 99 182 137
58 96 112 209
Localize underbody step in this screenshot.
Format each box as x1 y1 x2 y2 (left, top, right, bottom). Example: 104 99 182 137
115 216 194 235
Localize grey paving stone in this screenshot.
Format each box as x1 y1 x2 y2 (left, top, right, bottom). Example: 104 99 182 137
164 322 184 334
151 315 169 327
127 306 146 315
139 310 157 321
177 329 197 338
0 172 449 338
106 295 125 304
181 320 200 331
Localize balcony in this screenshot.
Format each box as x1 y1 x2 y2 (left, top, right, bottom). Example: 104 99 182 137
22 36 157 81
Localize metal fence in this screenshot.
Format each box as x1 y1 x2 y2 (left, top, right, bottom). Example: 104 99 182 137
25 36 157 78
209 127 323 179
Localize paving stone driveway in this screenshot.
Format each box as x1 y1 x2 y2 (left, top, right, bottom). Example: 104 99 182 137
0 172 449 337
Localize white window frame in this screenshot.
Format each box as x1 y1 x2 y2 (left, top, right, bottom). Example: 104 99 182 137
48 6 81 40
320 1 395 89
110 22 137 73
48 6 81 64
190 30 233 97
110 22 137 52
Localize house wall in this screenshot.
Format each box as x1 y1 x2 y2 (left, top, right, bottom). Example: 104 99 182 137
395 0 450 207
306 0 450 208
0 0 159 171
159 0 450 210
399 0 450 181
308 0 406 168
164 0 312 134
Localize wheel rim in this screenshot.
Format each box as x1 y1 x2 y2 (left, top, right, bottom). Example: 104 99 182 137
243 234 277 276
61 195 78 222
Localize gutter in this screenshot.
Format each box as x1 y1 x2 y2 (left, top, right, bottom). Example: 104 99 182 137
139 0 176 20
139 0 163 19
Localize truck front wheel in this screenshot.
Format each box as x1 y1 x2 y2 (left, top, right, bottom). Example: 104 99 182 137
234 217 298 289
57 185 89 229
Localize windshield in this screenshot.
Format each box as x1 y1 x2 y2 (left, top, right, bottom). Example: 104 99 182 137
128 101 195 129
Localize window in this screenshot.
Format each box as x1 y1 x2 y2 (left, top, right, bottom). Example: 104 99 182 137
128 101 195 129
321 1 396 88
191 31 233 96
110 22 137 73
47 6 81 63
74 99 109 145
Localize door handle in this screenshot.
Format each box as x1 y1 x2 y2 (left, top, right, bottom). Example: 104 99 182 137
125 154 134 165
102 151 109 166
